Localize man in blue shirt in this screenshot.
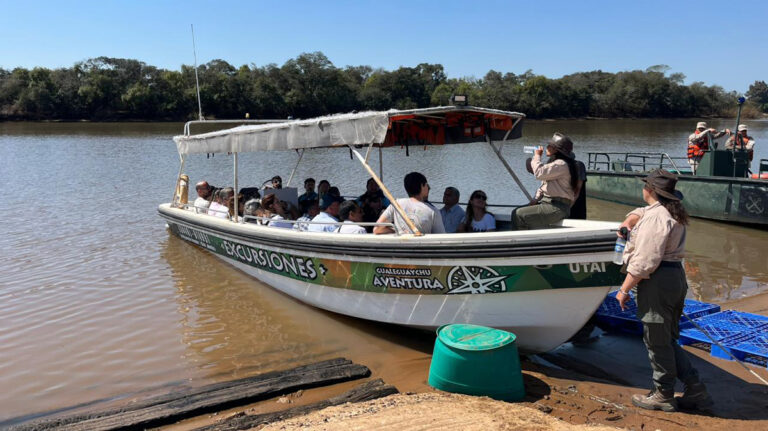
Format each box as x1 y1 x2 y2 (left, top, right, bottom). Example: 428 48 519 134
308 194 343 233
439 187 465 233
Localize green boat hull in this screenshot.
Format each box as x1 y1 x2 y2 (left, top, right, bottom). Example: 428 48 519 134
586 171 768 227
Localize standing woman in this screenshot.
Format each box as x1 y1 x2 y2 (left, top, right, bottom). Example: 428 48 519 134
616 169 712 412
513 133 578 229
457 190 496 232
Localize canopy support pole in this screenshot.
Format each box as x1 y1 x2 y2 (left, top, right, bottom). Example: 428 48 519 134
486 120 533 202
286 149 304 187
171 154 187 208
364 143 374 163
347 145 422 236
233 152 239 222
379 146 383 180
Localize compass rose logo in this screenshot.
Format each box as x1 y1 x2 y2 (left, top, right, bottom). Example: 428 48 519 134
446 266 509 294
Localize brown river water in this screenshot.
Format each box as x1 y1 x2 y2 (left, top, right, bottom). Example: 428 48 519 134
1 119 767 424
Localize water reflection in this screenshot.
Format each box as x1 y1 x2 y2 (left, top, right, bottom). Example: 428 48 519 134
162 233 333 378
161 233 434 385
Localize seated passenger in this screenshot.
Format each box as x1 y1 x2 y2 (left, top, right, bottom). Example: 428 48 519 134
294 200 320 231
374 172 445 235
457 190 496 232
336 200 367 234
238 187 261 202
243 199 261 224
328 186 341 197
513 133 578 230
298 178 318 213
360 192 385 233
208 189 231 219
357 178 391 208
439 186 464 233
261 194 293 229
317 180 331 201
194 181 213 214
262 175 282 191
308 194 344 233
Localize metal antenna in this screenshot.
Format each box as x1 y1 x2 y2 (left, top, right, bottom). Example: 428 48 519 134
191 24 204 121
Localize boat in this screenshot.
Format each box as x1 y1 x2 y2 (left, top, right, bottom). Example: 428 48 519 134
586 150 768 227
159 106 623 353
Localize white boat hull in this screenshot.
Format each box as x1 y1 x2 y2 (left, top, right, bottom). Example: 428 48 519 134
220 254 609 352
159 204 621 353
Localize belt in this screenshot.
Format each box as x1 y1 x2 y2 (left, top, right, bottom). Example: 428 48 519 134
659 261 682 268
541 196 572 206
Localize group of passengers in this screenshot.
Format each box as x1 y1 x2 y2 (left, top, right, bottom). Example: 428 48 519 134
188 132 586 234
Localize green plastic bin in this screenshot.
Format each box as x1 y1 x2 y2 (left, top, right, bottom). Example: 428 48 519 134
428 324 525 401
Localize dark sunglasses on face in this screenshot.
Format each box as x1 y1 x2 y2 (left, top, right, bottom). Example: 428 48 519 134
474 194 487 200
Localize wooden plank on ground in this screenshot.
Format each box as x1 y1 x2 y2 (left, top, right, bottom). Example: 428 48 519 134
197 378 399 431
12 358 369 431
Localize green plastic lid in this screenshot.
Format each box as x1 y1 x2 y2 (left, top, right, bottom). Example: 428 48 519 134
437 324 516 351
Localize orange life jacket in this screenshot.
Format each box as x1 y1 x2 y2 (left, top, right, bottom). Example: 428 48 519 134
687 130 710 160
729 134 754 161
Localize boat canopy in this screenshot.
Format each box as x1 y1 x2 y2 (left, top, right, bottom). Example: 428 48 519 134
174 106 525 156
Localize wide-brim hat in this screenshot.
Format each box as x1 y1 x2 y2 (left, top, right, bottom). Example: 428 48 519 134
642 169 683 201
548 133 574 159
696 121 708 129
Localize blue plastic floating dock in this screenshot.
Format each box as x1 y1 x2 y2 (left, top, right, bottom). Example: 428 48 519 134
595 291 720 335
595 293 768 368
679 310 768 368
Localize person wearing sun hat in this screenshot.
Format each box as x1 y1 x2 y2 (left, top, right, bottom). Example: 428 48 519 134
725 124 756 162
615 169 712 413
512 132 580 229
687 121 729 174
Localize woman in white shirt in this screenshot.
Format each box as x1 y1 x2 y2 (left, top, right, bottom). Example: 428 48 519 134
336 200 367 234
457 190 496 232
262 194 293 229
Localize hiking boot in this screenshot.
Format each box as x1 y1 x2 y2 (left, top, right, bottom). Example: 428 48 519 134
676 382 714 411
631 389 678 412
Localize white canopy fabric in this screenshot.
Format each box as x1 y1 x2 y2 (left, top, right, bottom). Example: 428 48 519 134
174 111 390 155
173 106 525 156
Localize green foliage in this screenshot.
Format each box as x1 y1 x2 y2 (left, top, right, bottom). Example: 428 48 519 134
0 54 744 121
746 80 768 112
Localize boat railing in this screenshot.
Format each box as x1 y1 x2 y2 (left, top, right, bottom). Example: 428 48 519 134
174 203 400 234
759 159 768 176
588 152 687 173
241 215 400 234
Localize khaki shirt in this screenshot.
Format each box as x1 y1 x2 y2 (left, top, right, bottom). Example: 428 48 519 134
688 130 726 145
623 202 686 279
725 135 755 151
531 155 575 202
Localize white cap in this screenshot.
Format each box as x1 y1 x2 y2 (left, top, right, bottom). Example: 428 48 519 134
738 124 748 132
696 122 708 129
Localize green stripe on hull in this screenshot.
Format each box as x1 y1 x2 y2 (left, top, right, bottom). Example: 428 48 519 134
169 222 622 295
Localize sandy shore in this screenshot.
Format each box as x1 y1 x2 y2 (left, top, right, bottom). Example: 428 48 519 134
176 291 768 431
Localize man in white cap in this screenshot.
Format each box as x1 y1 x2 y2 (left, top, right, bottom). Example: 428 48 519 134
725 124 755 162
687 122 729 174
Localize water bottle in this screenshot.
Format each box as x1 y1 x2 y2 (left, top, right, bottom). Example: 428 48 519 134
612 227 629 265
523 145 538 154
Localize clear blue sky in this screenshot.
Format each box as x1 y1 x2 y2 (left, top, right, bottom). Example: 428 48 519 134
1 0 765 92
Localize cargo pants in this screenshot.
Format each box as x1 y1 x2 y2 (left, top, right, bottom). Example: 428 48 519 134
636 263 700 392
511 197 570 230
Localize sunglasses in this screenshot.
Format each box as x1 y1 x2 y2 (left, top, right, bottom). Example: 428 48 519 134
473 194 487 200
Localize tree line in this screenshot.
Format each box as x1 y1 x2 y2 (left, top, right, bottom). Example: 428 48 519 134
0 52 765 121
